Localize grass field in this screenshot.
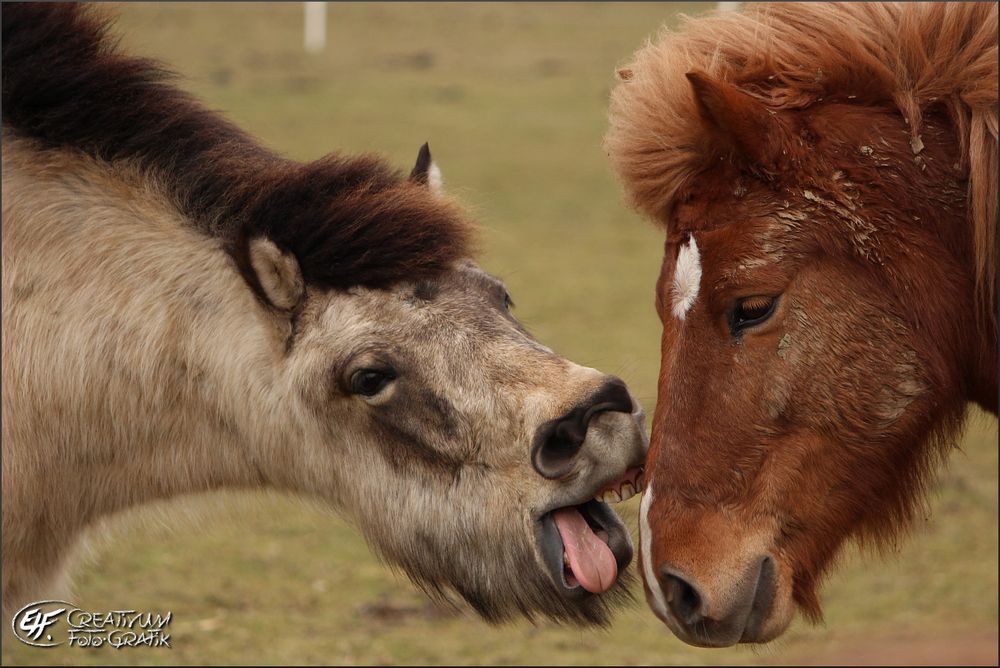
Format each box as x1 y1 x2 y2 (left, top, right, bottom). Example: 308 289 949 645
3 3 997 665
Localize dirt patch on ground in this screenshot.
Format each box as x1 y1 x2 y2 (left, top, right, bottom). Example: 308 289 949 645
789 629 998 666
355 594 467 625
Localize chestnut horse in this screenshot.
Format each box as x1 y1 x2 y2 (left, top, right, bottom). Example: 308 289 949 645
606 2 997 647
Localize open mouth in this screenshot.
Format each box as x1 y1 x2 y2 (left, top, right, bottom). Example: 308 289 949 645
535 467 644 597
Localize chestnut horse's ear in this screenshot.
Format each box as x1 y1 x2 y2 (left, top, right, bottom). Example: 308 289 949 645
248 237 305 312
686 70 785 170
409 142 443 195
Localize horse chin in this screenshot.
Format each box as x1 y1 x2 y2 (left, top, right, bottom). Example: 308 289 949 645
754 601 794 644
373 502 634 626
652 591 794 648
739 554 795 644
457 505 635 626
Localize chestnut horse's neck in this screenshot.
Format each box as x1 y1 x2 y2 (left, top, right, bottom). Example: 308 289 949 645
932 168 999 414
945 158 997 415
969 327 998 414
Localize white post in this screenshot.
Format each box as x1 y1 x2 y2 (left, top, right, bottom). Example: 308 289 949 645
304 2 326 54
717 2 741 12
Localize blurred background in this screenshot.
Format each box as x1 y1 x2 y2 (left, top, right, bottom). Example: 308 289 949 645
3 3 996 665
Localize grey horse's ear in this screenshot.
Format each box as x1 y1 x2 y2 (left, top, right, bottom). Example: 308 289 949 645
409 142 443 195
248 237 305 312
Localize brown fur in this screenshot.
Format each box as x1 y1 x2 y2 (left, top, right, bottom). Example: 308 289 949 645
607 1 997 328
607 1 998 647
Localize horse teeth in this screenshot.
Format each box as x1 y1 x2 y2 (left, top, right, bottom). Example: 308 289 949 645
618 481 636 501
599 488 621 503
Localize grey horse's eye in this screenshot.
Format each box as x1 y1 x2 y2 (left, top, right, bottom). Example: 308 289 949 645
503 291 515 311
350 368 396 397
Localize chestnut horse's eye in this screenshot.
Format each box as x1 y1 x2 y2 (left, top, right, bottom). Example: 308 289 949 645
350 368 396 397
731 295 777 334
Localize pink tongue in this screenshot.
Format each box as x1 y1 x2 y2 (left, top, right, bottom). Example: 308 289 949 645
552 507 618 594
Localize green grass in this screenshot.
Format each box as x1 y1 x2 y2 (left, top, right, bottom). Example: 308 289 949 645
3 3 996 665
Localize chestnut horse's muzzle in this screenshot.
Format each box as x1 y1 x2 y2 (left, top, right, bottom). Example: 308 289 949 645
658 555 777 647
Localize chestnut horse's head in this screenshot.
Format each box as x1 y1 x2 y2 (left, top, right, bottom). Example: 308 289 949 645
607 3 997 647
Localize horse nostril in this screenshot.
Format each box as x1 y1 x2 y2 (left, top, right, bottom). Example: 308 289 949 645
591 376 634 416
664 572 704 627
530 377 635 479
531 421 587 479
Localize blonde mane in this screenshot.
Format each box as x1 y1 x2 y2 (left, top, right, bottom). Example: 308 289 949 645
606 1 997 319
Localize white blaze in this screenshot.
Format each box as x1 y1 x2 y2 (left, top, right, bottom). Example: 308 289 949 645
640 485 669 618
672 236 702 320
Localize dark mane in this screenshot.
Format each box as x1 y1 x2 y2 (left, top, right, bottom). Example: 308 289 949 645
1 3 474 294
